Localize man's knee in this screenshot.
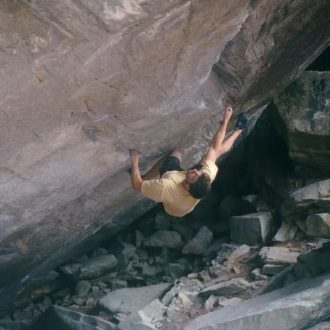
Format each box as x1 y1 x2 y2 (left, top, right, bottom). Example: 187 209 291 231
169 150 182 161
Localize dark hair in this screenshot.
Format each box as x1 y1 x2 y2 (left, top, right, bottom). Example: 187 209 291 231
189 173 211 199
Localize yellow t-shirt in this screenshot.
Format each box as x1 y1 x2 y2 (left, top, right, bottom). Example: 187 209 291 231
141 160 218 217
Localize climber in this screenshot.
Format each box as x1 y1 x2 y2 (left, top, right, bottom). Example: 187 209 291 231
130 107 248 217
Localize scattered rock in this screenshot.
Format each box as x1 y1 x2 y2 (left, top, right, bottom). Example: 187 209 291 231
305 213 330 238
259 246 300 265
182 226 214 255
218 296 243 307
75 280 91 297
166 293 194 323
59 263 81 279
144 230 183 249
282 179 330 223
99 283 171 315
141 262 163 277
262 263 288 275
118 299 167 330
204 295 218 312
225 245 251 274
79 255 118 280
166 263 186 279
212 244 239 266
199 278 250 296
273 222 298 242
251 268 269 281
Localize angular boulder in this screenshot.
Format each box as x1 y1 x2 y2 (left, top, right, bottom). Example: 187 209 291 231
229 212 273 245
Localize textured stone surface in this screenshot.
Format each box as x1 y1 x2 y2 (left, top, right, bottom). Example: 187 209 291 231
0 0 329 314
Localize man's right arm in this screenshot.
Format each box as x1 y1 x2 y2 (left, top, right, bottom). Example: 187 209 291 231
205 107 232 163
130 149 165 202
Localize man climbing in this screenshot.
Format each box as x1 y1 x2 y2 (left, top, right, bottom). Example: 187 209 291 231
130 107 248 217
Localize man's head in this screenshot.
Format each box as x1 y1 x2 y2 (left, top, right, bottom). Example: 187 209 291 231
185 169 211 199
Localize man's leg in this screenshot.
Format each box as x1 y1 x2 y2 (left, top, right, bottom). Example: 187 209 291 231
142 150 182 180
218 129 242 156
217 107 233 145
199 107 233 163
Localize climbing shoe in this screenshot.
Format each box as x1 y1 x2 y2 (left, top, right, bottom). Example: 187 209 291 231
235 112 248 130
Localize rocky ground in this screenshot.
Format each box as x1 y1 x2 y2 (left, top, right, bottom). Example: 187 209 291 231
0 177 329 330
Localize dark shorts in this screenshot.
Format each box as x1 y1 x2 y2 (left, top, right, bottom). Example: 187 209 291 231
160 156 183 176
159 156 203 177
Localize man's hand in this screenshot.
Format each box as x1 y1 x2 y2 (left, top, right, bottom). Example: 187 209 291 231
130 149 140 166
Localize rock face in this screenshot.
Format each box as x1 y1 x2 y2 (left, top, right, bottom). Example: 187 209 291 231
273 71 330 170
0 0 329 314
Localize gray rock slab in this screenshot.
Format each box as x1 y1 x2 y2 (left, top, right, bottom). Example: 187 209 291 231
99 283 171 315
305 213 330 238
259 246 300 265
144 231 183 249
79 255 118 280
262 263 288 275
282 179 330 223
229 212 273 245
184 273 330 330
182 226 214 255
199 278 250 296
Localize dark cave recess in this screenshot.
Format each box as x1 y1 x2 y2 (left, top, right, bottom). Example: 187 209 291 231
306 47 330 71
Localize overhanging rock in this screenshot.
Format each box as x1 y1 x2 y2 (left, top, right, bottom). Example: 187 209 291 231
0 0 329 314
